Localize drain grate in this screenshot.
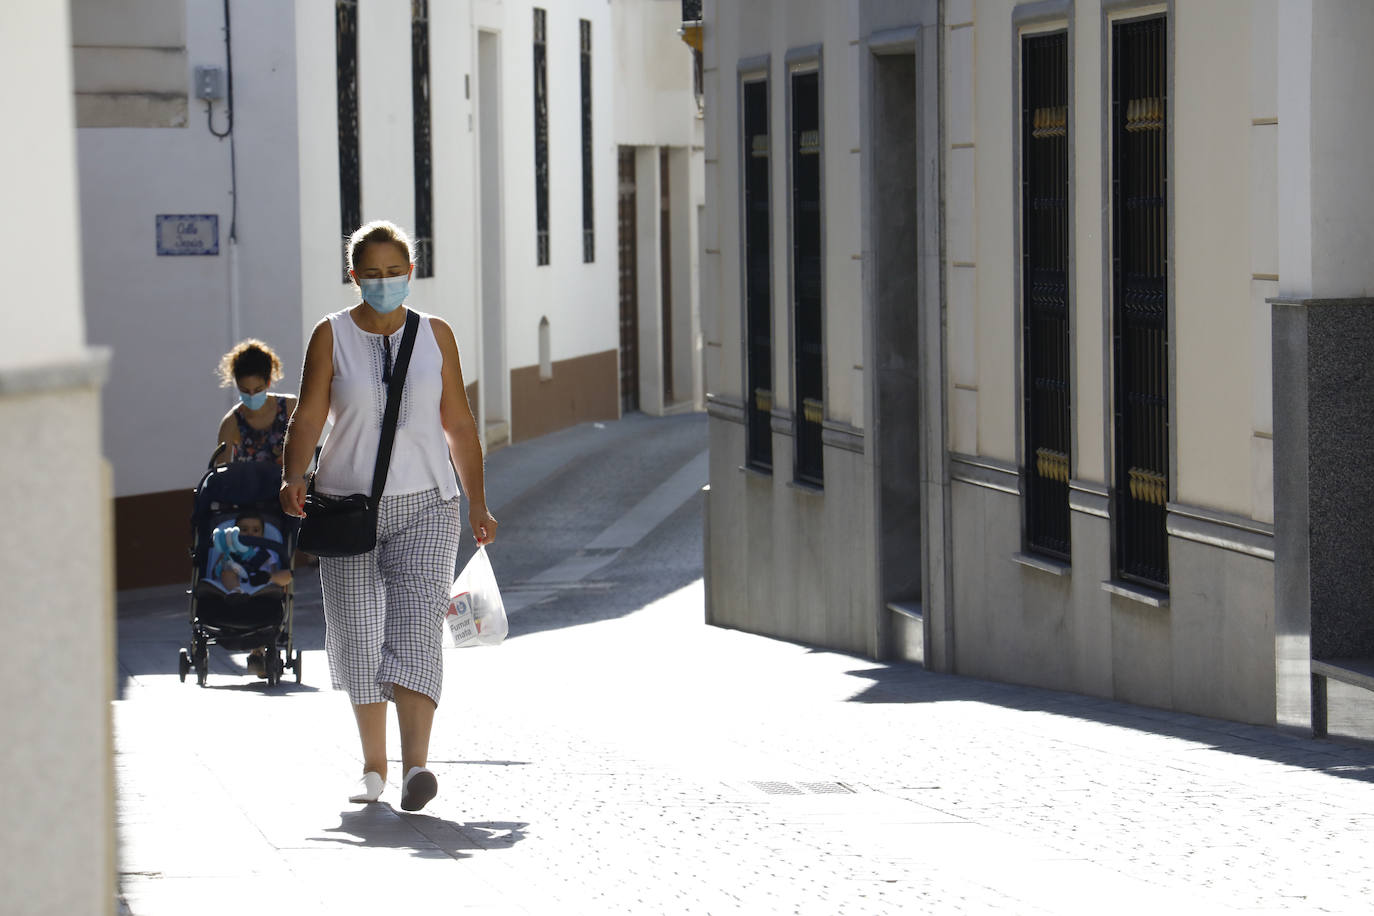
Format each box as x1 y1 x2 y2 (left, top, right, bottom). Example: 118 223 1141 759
799 781 856 795
750 780 806 795
749 780 855 796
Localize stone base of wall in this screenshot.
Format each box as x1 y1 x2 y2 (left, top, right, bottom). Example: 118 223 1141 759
705 412 877 658
115 488 194 590
949 472 1277 726
510 349 620 443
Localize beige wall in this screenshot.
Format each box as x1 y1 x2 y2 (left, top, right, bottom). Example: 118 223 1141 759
944 0 1280 723
957 0 1273 523
706 0 864 428
1173 0 1258 517
973 5 1017 462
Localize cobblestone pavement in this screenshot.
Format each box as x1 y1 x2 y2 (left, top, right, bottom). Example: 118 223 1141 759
116 414 1374 915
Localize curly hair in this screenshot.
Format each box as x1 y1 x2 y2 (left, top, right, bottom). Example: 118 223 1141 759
346 219 415 281
217 339 283 388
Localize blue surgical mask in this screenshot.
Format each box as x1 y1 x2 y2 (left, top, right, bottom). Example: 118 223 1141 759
238 390 268 410
358 274 411 314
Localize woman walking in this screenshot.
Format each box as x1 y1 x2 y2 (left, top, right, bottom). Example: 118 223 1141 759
280 220 496 812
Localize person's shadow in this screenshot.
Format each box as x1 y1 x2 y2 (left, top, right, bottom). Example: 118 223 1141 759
317 803 527 860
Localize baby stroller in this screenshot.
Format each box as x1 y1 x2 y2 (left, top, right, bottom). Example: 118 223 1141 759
179 447 302 687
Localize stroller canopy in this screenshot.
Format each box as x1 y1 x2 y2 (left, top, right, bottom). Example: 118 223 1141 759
194 461 289 521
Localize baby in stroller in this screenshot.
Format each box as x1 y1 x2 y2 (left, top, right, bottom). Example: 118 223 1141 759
181 460 302 687
206 511 293 595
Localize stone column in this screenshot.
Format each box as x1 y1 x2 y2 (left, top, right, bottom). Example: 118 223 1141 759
1272 0 1374 730
0 3 114 913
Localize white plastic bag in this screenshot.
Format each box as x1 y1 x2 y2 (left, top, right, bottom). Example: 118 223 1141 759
445 546 508 647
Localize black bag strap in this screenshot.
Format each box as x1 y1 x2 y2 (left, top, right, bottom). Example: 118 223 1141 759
369 309 422 501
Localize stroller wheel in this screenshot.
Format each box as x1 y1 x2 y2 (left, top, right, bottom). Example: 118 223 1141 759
293 651 303 684
178 648 191 683
194 645 209 688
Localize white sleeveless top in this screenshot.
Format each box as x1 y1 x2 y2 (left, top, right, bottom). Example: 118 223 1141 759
314 308 459 500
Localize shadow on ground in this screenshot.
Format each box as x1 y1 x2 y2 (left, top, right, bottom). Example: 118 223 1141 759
316 805 528 859
838 656 1374 785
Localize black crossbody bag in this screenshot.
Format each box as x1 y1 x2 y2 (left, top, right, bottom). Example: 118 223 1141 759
298 310 420 557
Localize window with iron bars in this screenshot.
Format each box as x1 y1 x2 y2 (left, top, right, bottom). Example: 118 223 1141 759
533 8 550 265
791 68 823 488
335 0 360 282
1022 31 1071 560
411 0 433 277
1111 16 1169 589
580 19 594 263
743 76 773 472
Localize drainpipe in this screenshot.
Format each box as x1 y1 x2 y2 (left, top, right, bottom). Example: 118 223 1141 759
207 0 240 347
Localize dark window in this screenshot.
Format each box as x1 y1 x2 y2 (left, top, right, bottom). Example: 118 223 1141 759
791 68 823 487
1022 31 1070 560
692 49 704 108
533 8 549 265
618 148 640 413
335 0 360 282
580 19 594 263
1111 17 1168 589
660 148 673 403
411 0 433 277
742 77 772 471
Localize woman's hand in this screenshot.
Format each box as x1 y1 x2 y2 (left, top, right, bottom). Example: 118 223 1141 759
280 478 308 518
470 504 498 546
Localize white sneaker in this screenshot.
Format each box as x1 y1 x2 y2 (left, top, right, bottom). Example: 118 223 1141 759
348 771 385 803
400 766 438 812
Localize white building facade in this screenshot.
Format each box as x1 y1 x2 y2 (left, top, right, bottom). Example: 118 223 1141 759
703 0 1374 730
76 0 701 589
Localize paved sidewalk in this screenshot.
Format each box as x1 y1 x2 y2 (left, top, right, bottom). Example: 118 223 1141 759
117 580 1374 915
115 415 1374 915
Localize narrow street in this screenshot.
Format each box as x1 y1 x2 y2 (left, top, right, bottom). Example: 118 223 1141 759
116 413 1374 915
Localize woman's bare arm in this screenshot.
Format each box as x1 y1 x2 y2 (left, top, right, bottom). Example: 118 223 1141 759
432 317 497 544
215 409 240 463
279 320 334 516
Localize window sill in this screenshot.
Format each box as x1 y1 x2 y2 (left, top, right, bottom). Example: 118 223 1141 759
786 479 825 495
738 464 773 481
887 600 923 622
1012 552 1071 576
1100 579 1170 608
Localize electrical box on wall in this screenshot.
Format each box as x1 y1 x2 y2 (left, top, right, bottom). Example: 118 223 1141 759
194 66 224 100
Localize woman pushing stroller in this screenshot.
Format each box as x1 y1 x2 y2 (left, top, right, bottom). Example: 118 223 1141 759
213 338 297 676
280 220 497 813
216 339 296 465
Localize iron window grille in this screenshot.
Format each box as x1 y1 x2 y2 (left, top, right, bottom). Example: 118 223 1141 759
1021 31 1071 560
534 8 550 265
618 148 640 414
1111 16 1169 589
580 19 594 263
335 0 360 282
660 149 674 403
742 77 773 471
791 68 823 488
411 0 433 277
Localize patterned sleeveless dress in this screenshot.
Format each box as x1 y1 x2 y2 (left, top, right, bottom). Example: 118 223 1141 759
234 396 290 465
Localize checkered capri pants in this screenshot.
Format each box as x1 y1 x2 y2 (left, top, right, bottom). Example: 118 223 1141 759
319 488 462 706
